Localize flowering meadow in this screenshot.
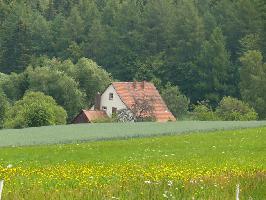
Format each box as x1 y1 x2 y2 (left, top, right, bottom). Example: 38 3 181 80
0 127 265 199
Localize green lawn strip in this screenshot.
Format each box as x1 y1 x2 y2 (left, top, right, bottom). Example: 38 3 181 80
0 127 265 168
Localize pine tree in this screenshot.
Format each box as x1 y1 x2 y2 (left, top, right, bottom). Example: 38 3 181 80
195 27 233 105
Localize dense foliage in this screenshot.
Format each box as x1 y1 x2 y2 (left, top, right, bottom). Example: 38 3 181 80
0 57 111 121
216 96 258 121
239 51 266 119
161 83 190 119
4 92 67 128
0 0 265 126
193 97 258 121
192 102 219 121
0 90 9 128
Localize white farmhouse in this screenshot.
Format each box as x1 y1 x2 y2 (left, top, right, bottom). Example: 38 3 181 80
72 81 176 123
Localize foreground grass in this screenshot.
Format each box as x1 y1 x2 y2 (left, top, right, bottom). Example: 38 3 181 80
0 127 265 199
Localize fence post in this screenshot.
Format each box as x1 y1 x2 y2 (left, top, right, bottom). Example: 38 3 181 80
0 180 4 200
236 184 240 200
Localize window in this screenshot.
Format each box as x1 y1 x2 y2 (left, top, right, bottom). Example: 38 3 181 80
112 107 117 114
109 93 114 100
102 106 107 111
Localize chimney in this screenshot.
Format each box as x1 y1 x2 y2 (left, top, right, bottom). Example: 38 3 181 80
94 92 101 110
142 81 146 89
133 80 137 89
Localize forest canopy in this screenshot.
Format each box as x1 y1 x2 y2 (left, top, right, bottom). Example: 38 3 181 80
0 0 265 125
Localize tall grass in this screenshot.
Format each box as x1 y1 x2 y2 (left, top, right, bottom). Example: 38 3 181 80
0 127 265 199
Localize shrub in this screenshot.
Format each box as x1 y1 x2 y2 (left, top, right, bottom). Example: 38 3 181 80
192 102 219 121
161 83 190 119
216 96 258 121
25 105 54 127
4 92 67 128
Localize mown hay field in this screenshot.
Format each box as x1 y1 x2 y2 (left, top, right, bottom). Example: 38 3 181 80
0 126 265 199
1 121 266 147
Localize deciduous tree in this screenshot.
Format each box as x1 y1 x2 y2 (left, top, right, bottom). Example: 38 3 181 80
26 66 85 120
4 92 67 128
216 96 258 121
0 90 9 128
161 83 190 119
239 50 266 119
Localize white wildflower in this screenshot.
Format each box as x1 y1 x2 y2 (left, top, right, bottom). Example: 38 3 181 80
167 180 173 186
144 180 151 184
6 164 12 169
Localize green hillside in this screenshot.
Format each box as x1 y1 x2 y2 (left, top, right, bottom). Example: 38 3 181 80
0 127 265 199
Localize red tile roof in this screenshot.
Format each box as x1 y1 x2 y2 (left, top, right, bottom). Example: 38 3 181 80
72 110 108 123
83 110 108 122
112 82 176 122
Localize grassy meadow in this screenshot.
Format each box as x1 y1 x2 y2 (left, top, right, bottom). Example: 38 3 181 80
0 126 265 199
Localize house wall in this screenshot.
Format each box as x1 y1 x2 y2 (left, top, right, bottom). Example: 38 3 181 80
100 85 127 117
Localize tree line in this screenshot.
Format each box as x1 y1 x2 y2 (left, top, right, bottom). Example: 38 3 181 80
0 0 265 128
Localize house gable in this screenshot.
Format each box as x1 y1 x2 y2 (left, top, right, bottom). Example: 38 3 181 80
100 84 127 117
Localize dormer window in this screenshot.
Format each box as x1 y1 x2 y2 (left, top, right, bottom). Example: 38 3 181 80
109 93 114 100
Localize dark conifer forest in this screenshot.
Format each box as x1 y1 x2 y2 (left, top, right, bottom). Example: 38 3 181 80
0 0 265 127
